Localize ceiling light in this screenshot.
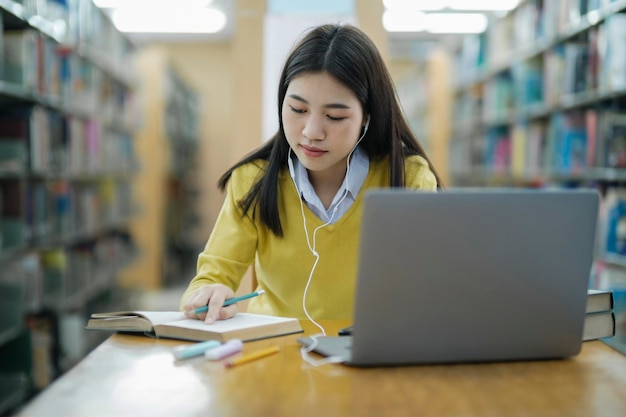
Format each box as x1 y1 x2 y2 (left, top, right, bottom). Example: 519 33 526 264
382 0 519 12
448 0 519 11
383 0 447 11
383 10 427 32
94 0 214 8
112 7 227 33
426 13 488 33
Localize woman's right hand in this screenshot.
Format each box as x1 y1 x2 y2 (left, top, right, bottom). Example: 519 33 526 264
182 284 237 324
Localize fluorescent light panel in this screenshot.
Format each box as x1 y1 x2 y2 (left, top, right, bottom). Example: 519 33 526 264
112 8 227 33
383 11 488 33
383 0 448 12
94 0 214 8
383 10 427 32
448 0 519 11
426 13 488 33
383 0 519 11
95 0 226 34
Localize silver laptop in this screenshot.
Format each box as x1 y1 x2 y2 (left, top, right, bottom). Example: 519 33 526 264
298 188 599 366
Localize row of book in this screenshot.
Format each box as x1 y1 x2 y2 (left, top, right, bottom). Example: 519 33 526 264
0 2 139 412
484 0 625 69
0 230 137 394
0 178 134 252
598 188 626 257
1 28 137 129
455 1 626 98
2 231 135 311
510 0 623 52
460 107 626 176
0 105 137 175
3 0 133 73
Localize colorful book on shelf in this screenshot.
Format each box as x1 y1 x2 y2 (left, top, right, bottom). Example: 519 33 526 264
597 111 626 169
85 311 303 343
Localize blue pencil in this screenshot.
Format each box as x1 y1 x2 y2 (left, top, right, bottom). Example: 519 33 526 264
193 290 265 315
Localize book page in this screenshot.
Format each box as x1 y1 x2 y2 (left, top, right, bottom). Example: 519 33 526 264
135 311 187 326
164 313 297 332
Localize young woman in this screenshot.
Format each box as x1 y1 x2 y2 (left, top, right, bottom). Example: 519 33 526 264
180 23 442 325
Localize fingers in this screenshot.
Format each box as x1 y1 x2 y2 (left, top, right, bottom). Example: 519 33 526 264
182 284 236 324
182 287 212 318
218 304 237 321
204 290 227 324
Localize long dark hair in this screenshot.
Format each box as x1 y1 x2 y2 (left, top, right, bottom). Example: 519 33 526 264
219 23 442 236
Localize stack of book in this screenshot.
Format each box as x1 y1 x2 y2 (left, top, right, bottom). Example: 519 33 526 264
584 289 616 341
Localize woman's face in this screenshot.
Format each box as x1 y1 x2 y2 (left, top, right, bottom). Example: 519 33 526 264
282 71 366 182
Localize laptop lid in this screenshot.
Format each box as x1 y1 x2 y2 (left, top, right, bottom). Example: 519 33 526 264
300 188 599 366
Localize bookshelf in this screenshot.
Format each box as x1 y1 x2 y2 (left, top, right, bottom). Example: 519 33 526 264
120 45 202 291
163 68 201 285
0 0 138 413
448 0 626 355
394 49 452 186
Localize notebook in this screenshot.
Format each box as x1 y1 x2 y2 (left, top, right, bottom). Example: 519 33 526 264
298 188 600 366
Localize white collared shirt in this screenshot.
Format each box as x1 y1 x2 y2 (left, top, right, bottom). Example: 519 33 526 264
291 147 369 224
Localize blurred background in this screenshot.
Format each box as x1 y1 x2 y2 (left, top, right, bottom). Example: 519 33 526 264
1 0 626 413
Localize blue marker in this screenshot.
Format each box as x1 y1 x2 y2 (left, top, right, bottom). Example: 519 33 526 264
172 340 221 360
193 290 265 315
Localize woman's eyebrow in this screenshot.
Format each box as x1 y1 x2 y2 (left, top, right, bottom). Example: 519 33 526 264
287 94 351 109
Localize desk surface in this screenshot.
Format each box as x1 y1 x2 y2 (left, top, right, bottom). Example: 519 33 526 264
13 320 626 417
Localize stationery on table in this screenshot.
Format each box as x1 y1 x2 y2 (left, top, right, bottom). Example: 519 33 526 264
225 346 280 368
85 310 303 343
204 339 243 360
173 340 221 360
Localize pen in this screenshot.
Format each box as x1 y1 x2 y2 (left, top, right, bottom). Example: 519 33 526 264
225 346 280 368
194 290 265 315
172 340 221 360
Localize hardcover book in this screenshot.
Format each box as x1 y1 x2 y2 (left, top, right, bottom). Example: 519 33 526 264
85 311 303 343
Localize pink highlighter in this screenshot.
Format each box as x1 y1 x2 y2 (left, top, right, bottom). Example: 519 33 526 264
204 339 243 360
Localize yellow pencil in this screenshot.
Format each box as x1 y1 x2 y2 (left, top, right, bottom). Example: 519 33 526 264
225 346 280 368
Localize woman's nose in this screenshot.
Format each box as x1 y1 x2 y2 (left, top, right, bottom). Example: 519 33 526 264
302 116 325 140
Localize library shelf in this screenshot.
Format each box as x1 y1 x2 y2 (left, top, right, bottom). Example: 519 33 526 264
445 0 626 356
0 0 139 413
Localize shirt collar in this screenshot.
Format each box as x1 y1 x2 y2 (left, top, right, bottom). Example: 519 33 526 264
292 146 369 205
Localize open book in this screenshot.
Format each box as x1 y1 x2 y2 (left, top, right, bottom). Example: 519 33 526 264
85 311 303 343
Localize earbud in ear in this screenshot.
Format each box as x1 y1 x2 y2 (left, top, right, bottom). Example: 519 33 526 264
361 116 370 137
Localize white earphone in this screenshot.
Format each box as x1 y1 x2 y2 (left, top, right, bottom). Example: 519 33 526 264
289 115 370 336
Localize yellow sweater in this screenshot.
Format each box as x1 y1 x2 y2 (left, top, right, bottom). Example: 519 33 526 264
181 155 437 320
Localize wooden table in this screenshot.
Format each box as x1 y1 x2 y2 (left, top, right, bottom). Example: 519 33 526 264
13 320 626 417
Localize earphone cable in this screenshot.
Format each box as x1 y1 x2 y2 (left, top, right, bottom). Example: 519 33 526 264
291 120 369 337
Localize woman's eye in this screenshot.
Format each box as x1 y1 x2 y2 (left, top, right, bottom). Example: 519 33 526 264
290 106 305 114
327 115 346 121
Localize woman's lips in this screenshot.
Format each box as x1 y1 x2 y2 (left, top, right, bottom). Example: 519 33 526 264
301 145 326 158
